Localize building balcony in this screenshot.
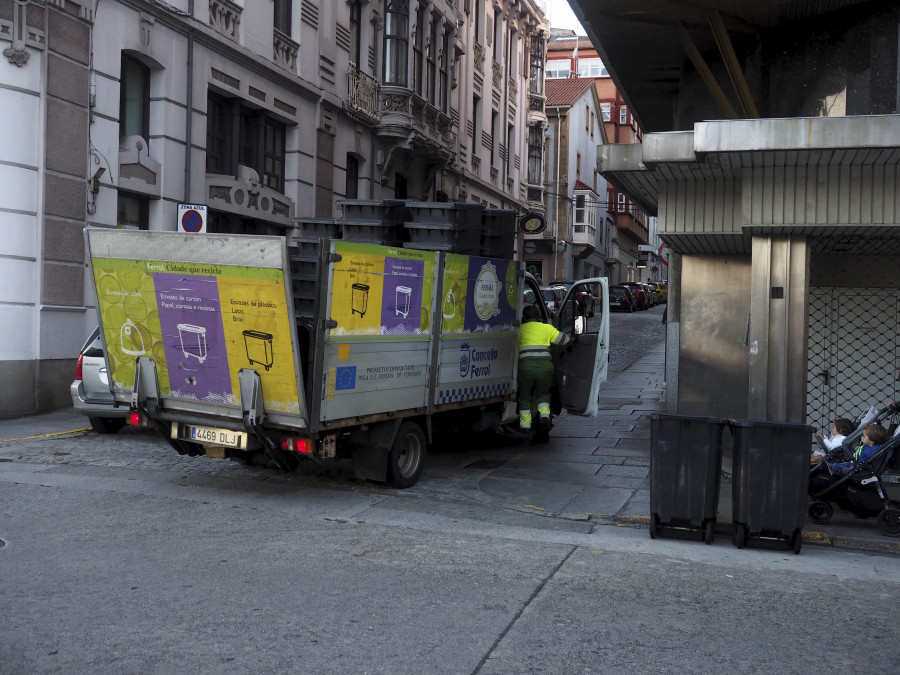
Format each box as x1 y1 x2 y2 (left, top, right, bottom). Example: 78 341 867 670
614 211 648 244
378 88 454 160
273 29 298 71
346 63 379 125
571 225 597 248
209 0 241 41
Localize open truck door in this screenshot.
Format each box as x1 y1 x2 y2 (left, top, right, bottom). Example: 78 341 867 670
552 278 609 416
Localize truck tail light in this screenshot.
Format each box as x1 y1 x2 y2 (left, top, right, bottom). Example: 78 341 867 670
280 437 313 454
75 353 84 380
128 412 153 428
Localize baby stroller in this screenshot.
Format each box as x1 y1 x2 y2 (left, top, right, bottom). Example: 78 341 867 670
808 423 900 537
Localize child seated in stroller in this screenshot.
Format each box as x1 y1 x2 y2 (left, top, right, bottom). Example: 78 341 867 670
809 423 887 492
812 417 853 464
830 424 888 474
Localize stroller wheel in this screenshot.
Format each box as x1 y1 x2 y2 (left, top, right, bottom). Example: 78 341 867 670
876 508 900 537
808 501 833 525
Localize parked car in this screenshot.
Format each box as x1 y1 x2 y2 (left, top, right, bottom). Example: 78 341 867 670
550 280 598 317
642 283 660 307
540 285 567 316
619 282 649 310
70 326 129 434
609 285 635 312
648 281 667 303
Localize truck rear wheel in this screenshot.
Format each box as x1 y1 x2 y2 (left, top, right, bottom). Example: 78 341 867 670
387 421 426 488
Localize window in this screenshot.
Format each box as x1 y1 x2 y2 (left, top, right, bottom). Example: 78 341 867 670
346 154 359 199
617 192 626 212
439 29 450 111
491 111 498 165
506 122 514 177
384 0 409 86
493 10 502 61
117 193 148 230
585 105 590 132
576 152 581 179
529 31 545 95
206 94 229 174
349 1 362 67
573 191 596 235
120 54 150 139
263 119 286 192
413 3 426 94
546 60 571 79
426 14 438 103
274 0 291 34
206 92 287 193
619 105 628 125
577 57 607 78
527 124 542 185
574 194 585 225
600 102 611 121
472 94 481 148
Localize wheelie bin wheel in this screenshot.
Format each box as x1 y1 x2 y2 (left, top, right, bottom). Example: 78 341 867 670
703 519 715 545
649 513 660 539
733 522 747 549
876 508 900 537
807 500 833 525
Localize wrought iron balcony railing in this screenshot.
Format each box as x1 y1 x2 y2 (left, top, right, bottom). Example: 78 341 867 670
348 62 379 124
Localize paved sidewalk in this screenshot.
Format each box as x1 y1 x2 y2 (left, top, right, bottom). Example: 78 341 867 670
473 343 900 555
2 348 898 555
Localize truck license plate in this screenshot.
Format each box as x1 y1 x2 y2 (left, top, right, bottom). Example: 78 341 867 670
187 425 246 449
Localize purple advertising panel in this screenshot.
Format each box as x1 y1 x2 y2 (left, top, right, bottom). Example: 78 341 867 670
380 256 425 335
153 273 233 402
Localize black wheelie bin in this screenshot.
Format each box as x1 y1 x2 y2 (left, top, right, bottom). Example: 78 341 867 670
650 414 728 544
729 419 814 554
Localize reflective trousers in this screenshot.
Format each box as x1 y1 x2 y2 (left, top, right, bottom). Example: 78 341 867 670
517 357 554 428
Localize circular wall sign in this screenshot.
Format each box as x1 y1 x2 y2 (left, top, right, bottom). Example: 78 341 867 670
518 211 546 234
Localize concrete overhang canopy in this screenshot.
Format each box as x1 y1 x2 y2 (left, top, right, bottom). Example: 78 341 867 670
567 0 875 133
599 115 900 254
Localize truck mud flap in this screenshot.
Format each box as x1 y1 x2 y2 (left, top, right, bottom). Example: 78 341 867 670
239 368 294 473
348 420 401 482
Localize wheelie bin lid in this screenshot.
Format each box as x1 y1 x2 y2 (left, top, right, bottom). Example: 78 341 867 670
651 413 728 424
728 418 814 431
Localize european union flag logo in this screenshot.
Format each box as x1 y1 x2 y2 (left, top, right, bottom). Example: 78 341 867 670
335 366 357 390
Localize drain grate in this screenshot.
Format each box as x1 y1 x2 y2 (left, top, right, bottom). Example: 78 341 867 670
465 459 506 470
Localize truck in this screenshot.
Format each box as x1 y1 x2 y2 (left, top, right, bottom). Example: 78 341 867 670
85 228 609 488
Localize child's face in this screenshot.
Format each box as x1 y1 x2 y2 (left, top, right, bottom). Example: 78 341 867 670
832 424 839 435
862 432 874 447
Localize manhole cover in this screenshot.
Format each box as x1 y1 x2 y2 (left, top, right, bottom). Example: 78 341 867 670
465 459 506 470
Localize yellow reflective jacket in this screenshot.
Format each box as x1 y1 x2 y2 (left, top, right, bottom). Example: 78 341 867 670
519 320 569 359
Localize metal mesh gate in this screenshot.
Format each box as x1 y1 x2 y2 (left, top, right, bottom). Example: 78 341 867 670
807 287 899 433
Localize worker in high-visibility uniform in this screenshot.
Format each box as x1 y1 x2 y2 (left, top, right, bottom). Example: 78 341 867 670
517 304 570 431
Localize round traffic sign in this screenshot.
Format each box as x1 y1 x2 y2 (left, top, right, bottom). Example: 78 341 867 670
658 243 669 266
181 209 204 233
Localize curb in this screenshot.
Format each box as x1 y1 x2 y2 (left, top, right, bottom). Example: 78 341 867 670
604 514 900 555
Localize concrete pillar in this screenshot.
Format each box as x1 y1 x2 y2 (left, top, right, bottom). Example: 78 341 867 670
747 235 810 422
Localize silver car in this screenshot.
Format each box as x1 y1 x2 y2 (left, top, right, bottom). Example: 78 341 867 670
70 326 129 434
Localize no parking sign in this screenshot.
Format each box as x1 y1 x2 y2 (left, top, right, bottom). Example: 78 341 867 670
177 204 207 234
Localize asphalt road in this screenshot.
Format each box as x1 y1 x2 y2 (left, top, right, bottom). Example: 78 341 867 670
2 300 898 673
1 443 898 674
